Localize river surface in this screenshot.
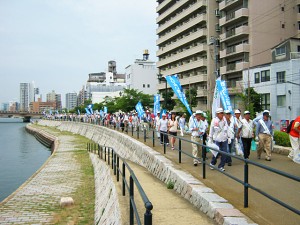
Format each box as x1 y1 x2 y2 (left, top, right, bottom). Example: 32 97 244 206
0 120 51 202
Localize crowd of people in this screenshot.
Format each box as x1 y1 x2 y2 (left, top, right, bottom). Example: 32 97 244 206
44 107 300 169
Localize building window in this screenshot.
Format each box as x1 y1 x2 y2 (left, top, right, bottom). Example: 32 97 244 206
254 72 260 83
143 84 145 88
261 93 270 110
261 70 270 82
276 71 286 83
147 84 150 88
277 95 286 107
275 46 286 55
298 45 300 52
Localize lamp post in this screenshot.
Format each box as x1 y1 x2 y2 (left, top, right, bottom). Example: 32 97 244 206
157 74 167 109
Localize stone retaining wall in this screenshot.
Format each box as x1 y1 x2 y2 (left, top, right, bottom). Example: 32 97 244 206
39 120 257 225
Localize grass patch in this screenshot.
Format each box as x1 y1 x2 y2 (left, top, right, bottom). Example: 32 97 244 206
167 180 175 189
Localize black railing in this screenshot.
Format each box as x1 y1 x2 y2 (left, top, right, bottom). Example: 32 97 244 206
87 142 153 225
47 118 300 216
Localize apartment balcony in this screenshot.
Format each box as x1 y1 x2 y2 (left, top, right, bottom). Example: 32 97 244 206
156 13 207 45
196 89 207 97
160 59 207 76
157 29 207 56
219 0 242 11
180 74 207 86
156 0 172 14
157 45 207 67
227 80 244 94
157 0 206 34
220 61 249 75
219 8 249 27
220 43 250 58
220 25 249 42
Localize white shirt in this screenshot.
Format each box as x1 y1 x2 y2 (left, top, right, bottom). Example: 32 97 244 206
202 119 209 133
226 118 235 139
189 118 204 137
209 117 228 142
158 118 168 132
240 118 254 138
168 119 178 132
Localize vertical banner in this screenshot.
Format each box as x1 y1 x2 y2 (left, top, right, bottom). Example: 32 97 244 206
135 101 145 118
77 109 80 115
165 74 193 115
100 110 103 117
154 94 160 116
216 79 233 113
212 77 221 117
104 106 108 113
88 104 94 114
85 108 91 115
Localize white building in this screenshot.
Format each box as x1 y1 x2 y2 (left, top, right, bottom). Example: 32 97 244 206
20 82 34 111
66 92 77 110
125 50 158 95
243 38 300 130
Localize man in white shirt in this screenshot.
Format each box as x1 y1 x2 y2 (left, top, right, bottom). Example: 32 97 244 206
189 110 204 166
154 111 161 139
158 113 169 145
238 111 254 159
209 108 228 172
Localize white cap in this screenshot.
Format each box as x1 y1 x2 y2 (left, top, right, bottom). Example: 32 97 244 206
195 110 203 115
216 108 224 113
162 113 166 116
224 109 231 114
157 111 160 114
202 112 207 118
234 109 241 114
244 110 250 114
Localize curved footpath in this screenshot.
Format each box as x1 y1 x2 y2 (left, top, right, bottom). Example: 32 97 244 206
36 120 258 225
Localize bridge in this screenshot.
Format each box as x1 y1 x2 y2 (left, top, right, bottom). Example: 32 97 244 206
0 111 43 122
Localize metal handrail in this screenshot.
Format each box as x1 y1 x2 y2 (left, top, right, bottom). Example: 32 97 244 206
87 142 153 225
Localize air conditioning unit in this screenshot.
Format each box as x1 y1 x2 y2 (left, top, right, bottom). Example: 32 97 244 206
215 9 220 17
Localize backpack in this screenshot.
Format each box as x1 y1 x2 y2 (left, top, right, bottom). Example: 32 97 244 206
286 120 295 133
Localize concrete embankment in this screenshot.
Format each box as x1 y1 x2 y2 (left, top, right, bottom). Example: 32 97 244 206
39 120 258 225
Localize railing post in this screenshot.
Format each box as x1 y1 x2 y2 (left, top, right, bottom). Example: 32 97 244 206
105 147 107 162
152 129 155 147
117 156 120 182
108 148 110 165
114 152 117 175
98 144 100 158
111 149 114 169
202 142 206 179
130 175 134 225
137 126 139 139
244 161 249 208
132 125 134 136
179 139 182 163
122 163 126 196
144 202 153 225
144 129 146 142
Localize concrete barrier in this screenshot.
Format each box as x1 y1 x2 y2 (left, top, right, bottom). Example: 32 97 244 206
38 120 257 225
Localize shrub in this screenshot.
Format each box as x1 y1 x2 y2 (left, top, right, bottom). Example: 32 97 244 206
166 180 175 189
273 130 291 147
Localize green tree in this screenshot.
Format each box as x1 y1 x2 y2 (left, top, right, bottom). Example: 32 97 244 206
162 89 176 111
237 87 262 115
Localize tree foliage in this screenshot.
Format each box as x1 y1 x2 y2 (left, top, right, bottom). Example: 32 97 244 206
237 87 262 115
162 89 176 111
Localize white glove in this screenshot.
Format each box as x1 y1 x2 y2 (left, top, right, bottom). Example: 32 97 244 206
255 136 259 142
228 138 231 144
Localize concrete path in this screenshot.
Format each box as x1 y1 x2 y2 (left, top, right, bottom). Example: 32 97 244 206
0 134 83 224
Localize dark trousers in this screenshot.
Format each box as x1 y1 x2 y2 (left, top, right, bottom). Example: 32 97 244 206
211 140 228 168
241 137 252 159
226 138 233 163
160 131 169 144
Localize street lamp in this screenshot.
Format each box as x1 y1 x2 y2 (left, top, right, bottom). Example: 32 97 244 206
157 74 167 109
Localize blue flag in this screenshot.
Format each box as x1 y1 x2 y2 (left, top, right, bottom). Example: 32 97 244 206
85 108 91 115
216 79 233 113
100 110 103 117
135 101 145 118
104 106 107 113
87 104 94 114
77 109 80 115
154 94 160 116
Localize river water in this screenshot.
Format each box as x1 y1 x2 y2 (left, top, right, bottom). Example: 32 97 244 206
0 120 51 202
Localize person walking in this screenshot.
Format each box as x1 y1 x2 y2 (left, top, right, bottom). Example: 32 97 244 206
200 112 209 155
238 111 254 159
209 108 228 171
179 114 186 136
168 112 178 150
288 116 300 163
189 110 204 166
224 110 234 166
158 113 169 145
255 111 273 161
154 111 161 139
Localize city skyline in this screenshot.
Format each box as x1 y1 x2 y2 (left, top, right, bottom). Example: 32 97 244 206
0 0 158 105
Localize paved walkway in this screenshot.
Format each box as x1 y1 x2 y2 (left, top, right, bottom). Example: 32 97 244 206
0 133 83 224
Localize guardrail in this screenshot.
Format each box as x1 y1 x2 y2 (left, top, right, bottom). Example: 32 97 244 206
87 142 153 225
47 118 300 216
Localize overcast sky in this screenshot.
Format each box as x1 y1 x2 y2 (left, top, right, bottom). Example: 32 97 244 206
0 0 158 106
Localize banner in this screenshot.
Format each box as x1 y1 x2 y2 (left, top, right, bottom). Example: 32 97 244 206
216 79 233 113
87 104 94 114
212 77 221 117
77 109 80 115
165 74 193 116
104 106 107 113
100 110 104 117
85 108 91 115
135 101 145 118
154 94 160 116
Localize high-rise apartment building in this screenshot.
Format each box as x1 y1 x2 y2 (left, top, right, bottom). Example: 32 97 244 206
156 0 300 112
46 90 62 110
156 0 219 111
66 92 78 110
20 83 33 111
219 0 300 108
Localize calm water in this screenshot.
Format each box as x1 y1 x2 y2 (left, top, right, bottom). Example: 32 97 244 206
0 121 51 202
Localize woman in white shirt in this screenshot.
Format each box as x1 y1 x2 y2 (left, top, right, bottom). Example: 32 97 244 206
168 112 178 150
